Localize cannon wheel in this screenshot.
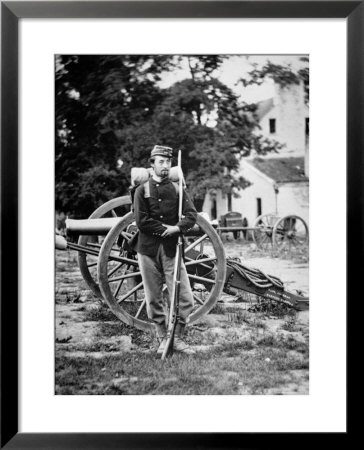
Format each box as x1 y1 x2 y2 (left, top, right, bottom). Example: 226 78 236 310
97 212 227 332
272 215 309 249
252 213 279 250
78 195 131 299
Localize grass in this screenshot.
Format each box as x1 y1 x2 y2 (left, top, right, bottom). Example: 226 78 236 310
55 340 308 395
281 311 298 331
55 322 308 395
55 238 309 395
247 298 298 317
82 304 118 322
209 303 226 315
224 308 251 326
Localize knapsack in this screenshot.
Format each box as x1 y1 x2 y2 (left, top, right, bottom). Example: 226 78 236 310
129 167 180 212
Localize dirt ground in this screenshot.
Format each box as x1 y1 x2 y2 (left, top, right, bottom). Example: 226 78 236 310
55 236 309 395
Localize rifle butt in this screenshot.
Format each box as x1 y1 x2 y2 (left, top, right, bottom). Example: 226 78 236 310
161 327 175 360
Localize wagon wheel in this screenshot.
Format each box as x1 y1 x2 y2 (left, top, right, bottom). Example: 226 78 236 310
78 195 132 299
252 213 279 250
272 215 309 250
97 213 226 332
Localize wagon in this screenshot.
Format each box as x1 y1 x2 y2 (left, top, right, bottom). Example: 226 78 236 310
218 211 247 240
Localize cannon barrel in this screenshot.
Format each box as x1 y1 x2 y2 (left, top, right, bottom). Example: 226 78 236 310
66 218 121 235
66 217 205 236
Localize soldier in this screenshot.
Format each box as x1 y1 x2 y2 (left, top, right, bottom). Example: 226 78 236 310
132 145 197 355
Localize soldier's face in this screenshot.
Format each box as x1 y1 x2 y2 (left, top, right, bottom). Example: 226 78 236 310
152 156 172 178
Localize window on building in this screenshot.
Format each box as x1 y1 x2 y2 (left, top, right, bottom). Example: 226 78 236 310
227 193 232 212
269 118 276 134
257 198 262 217
305 117 309 136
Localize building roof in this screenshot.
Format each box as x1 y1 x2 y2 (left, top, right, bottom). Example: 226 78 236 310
247 157 308 183
255 98 274 120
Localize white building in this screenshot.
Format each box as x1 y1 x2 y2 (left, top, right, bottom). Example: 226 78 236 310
202 81 309 226
256 82 309 160
203 156 309 226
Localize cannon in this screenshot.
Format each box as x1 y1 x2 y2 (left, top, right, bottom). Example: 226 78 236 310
212 207 309 249
216 212 309 250
57 194 309 334
251 213 309 250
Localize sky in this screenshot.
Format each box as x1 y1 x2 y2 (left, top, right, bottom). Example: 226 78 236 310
158 55 308 103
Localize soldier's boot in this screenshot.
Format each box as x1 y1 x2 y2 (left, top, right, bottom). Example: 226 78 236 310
173 323 196 355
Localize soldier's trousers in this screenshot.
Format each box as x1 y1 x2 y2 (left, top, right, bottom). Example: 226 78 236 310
138 244 194 327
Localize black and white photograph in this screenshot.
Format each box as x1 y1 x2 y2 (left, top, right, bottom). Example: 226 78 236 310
55 54 309 395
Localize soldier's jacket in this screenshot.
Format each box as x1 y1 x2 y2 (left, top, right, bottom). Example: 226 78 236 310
132 177 197 257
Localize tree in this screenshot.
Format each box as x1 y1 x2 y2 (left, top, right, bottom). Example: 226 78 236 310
116 62 281 209
56 55 284 215
55 55 176 216
239 57 309 104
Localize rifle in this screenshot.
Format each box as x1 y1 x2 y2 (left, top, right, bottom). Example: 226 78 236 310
161 150 184 360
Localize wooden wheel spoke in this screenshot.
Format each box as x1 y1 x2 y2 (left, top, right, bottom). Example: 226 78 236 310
86 252 98 259
185 234 208 253
109 246 122 253
292 235 305 245
112 264 131 296
107 254 138 266
107 262 124 278
113 279 124 298
185 256 217 267
109 271 141 282
188 273 215 285
135 299 146 319
87 242 101 249
82 247 100 257
193 293 204 305
275 230 284 240
117 281 144 303
111 209 117 217
87 261 98 268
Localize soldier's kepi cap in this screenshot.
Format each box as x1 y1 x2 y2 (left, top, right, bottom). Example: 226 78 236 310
150 145 173 159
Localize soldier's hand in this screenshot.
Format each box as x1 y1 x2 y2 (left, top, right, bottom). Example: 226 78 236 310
161 225 180 237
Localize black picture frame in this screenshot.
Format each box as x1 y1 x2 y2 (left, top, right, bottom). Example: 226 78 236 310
1 1 358 448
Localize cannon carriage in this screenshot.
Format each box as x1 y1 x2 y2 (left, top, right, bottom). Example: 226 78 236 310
251 213 309 251
59 192 309 334
216 211 309 250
